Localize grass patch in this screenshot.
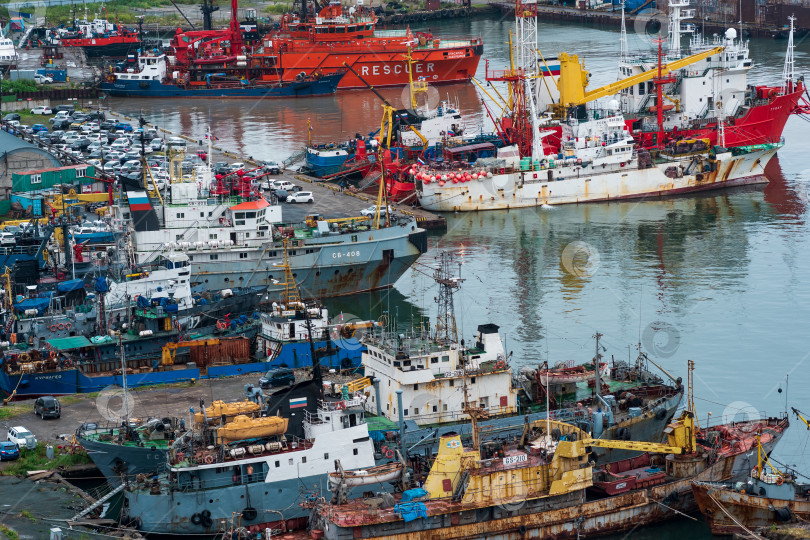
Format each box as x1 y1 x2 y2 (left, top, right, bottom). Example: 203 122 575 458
263 3 292 15
0 524 18 540
17 510 33 521
1 443 91 477
60 391 99 406
0 403 28 420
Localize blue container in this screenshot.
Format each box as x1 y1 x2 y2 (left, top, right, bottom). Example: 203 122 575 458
11 194 43 216
37 68 67 82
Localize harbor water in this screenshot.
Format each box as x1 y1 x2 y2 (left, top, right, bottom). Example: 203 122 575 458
107 18 810 538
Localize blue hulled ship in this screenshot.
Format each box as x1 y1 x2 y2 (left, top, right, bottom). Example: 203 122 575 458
100 51 344 98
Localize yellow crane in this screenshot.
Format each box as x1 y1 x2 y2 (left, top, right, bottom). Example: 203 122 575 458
555 46 725 109
161 339 221 367
792 407 810 430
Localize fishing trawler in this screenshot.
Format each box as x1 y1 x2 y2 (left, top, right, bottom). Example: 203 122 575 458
415 0 803 212
122 398 380 535
122 156 427 296
79 399 264 485
305 363 790 540
691 407 810 535
255 241 380 370
354 252 683 462
616 3 808 149
0 264 261 398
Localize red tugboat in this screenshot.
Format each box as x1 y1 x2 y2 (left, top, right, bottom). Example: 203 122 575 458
166 0 482 90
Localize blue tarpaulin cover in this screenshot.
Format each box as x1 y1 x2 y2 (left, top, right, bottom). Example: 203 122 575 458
13 293 53 315
394 502 428 522
94 276 108 293
400 488 428 502
57 279 85 293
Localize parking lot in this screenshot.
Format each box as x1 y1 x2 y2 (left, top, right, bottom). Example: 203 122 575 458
1 106 445 230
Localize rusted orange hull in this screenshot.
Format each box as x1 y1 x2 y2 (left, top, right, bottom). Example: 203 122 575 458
692 481 810 536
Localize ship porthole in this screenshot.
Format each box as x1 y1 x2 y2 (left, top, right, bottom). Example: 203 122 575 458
519 525 527 535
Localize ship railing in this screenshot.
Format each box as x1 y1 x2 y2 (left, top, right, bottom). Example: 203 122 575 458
397 404 518 426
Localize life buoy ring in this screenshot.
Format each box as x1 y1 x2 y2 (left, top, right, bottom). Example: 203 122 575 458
219 217 226 224
56 271 66 280
19 353 30 362
57 323 65 330
49 351 57 359
335 401 346 410
63 358 72 367
385 449 394 459
576 158 582 165
216 321 226 331
65 322 71 330
777 476 784 486
49 324 58 332
494 360 506 370
204 454 214 465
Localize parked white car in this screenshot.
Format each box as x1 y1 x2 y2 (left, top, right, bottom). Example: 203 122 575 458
33 74 53 84
49 111 71 124
287 191 314 204
0 232 16 246
7 426 36 450
360 205 394 217
31 106 53 115
273 180 295 191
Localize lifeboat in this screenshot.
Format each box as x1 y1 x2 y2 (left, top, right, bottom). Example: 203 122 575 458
648 104 675 113
194 400 261 426
328 462 404 489
217 415 289 444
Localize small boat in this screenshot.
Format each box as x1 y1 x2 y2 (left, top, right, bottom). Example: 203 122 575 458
328 462 404 489
537 361 609 386
216 415 288 443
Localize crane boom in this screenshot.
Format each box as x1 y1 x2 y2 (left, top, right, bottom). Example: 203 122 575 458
162 339 221 366
558 46 725 107
583 438 683 454
792 407 810 430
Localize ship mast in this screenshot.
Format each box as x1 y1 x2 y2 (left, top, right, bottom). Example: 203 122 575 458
618 1 628 72
433 251 463 347
782 15 796 94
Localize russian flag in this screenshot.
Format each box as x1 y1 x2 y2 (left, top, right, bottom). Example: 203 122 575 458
417 157 426 165
126 191 151 211
290 397 307 409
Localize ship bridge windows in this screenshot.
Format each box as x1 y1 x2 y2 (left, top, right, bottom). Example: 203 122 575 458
336 27 346 33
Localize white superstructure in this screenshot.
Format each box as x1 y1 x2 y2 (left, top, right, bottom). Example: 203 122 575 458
361 323 516 426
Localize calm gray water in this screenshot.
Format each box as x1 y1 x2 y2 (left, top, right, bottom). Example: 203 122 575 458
111 17 810 537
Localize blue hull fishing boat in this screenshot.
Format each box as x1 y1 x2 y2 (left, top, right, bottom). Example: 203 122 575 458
100 52 344 98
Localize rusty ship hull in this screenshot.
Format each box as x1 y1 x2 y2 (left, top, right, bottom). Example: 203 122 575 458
417 145 779 212
691 480 810 536
308 417 789 540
